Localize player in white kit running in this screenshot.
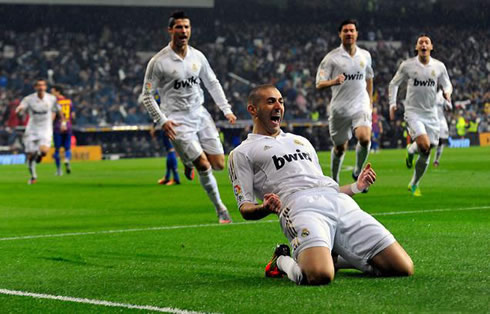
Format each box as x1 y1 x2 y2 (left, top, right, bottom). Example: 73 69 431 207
228 85 413 285
15 79 59 184
389 34 452 196
141 11 237 224
316 19 374 185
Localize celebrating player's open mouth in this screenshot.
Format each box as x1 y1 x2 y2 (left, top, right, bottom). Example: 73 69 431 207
270 112 281 127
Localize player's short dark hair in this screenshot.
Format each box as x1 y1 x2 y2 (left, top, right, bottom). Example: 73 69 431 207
248 84 277 106
52 84 64 95
338 19 358 32
416 33 433 44
34 78 47 85
168 11 190 28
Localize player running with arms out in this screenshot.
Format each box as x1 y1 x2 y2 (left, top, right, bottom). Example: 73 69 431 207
228 85 413 286
141 11 236 224
389 34 452 196
316 19 374 185
15 79 59 184
51 85 74 176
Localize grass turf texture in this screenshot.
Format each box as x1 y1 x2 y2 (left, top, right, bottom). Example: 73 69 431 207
0 146 488 313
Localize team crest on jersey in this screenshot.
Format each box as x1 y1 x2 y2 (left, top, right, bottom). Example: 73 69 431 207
145 82 152 92
301 228 310 238
294 139 304 146
431 70 436 77
360 60 365 68
192 63 198 72
264 145 272 151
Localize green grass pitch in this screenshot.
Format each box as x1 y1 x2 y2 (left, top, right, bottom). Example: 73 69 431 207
0 146 489 313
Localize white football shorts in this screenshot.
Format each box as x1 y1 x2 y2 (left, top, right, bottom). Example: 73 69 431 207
24 134 51 153
280 187 395 273
405 113 440 145
168 106 224 165
329 110 372 146
439 118 449 140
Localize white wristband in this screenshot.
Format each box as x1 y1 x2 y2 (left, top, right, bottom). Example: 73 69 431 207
351 182 362 194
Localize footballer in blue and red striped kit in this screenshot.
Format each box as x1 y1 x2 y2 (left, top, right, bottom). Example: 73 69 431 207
51 85 74 175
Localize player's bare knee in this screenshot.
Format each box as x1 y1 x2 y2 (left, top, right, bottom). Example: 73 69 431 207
305 269 334 285
210 159 225 171
359 138 370 147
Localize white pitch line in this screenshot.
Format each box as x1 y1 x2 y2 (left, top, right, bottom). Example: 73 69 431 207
0 288 207 314
0 206 488 242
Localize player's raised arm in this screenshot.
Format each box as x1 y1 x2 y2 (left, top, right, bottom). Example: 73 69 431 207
439 63 453 103
198 52 236 124
388 62 407 120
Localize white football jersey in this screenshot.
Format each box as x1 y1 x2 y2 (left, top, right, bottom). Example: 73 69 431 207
18 92 58 138
141 44 232 127
316 45 374 117
228 131 339 209
389 56 452 119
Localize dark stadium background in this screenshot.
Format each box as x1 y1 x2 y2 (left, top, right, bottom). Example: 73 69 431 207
0 0 488 159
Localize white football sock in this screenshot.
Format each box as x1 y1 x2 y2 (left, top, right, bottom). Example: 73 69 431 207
198 167 225 211
277 255 304 285
354 142 371 176
410 152 430 186
330 148 345 183
407 142 418 155
434 144 444 162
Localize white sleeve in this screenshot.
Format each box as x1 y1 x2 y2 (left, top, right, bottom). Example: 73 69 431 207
228 149 256 209
438 63 453 96
388 61 407 107
141 57 167 127
199 53 232 116
366 52 374 79
17 98 28 113
315 54 334 84
51 97 60 113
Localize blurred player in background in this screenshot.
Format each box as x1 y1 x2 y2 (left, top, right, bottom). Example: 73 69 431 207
228 85 413 285
15 79 59 184
405 90 452 168
316 19 374 185
371 106 383 153
141 11 236 223
51 85 74 175
389 34 452 196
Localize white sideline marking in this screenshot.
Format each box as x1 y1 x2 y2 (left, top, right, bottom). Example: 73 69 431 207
0 206 488 242
0 288 207 313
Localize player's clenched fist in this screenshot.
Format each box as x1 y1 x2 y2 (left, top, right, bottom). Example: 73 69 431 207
263 193 282 214
357 163 376 191
336 74 345 85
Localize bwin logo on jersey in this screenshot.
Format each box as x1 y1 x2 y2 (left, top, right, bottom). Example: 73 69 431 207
272 149 312 170
413 78 436 87
174 76 199 89
343 72 364 80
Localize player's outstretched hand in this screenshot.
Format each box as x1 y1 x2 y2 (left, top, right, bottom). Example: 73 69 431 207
357 163 376 191
162 120 180 141
389 105 397 120
263 193 282 215
226 113 237 125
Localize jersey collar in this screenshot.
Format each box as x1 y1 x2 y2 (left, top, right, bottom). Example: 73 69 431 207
247 130 285 141
168 43 191 61
340 44 358 57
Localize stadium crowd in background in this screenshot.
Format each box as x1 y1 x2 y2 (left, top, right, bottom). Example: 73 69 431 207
0 7 488 153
